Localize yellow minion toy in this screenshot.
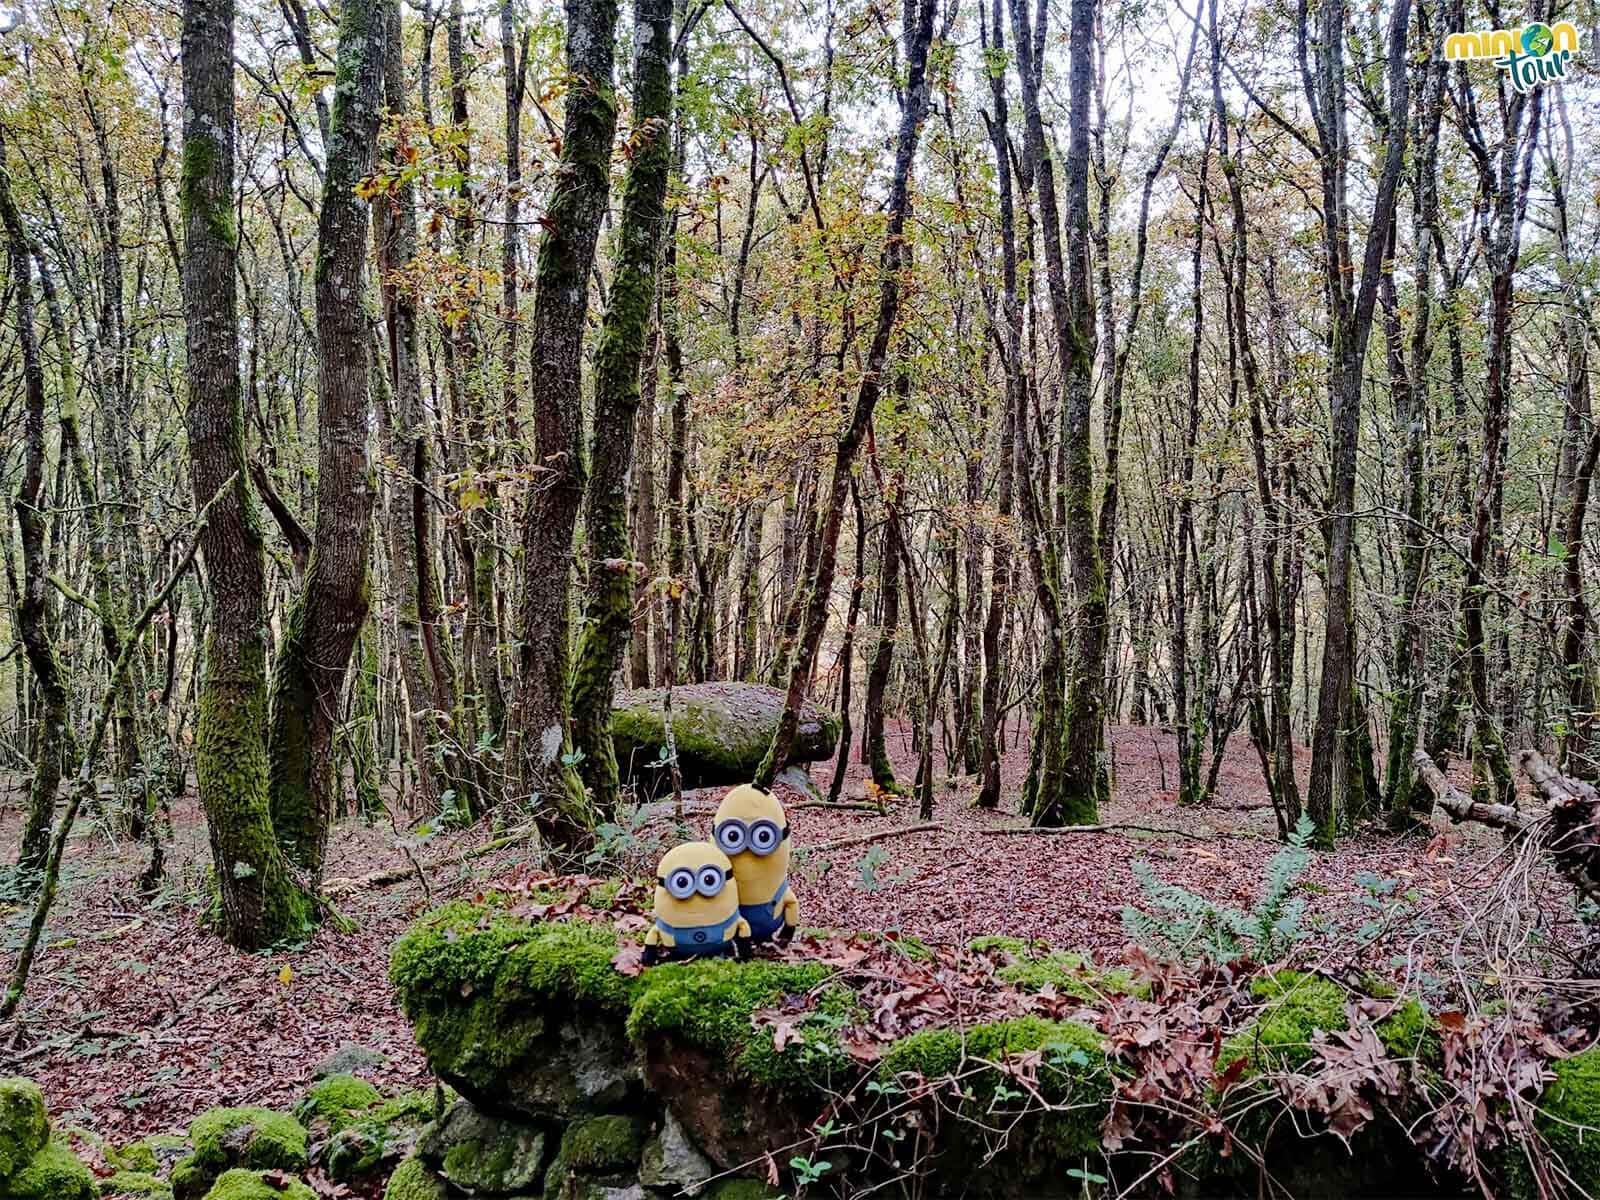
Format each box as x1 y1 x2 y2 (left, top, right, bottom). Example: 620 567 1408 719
642 842 751 965
713 784 799 944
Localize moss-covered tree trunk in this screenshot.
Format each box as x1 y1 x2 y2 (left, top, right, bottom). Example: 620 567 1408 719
179 0 309 948
512 0 619 837
0 134 69 881
267 0 385 885
569 0 675 815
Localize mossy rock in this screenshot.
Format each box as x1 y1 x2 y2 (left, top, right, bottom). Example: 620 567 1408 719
313 1044 387 1079
198 1170 315 1200
1529 1046 1600 1198
322 1090 442 1183
629 958 836 1170
98 1170 172 1199
417 1100 547 1194
170 1109 308 1200
558 1117 644 1175
880 1016 1111 1189
0 1078 49 1182
390 904 641 1119
609 682 839 787
638 1110 713 1194
292 1074 381 1133
108 1135 187 1176
381 1157 446 1200
0 1139 95 1200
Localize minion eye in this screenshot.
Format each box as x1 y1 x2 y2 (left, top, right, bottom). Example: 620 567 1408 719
696 866 725 897
750 821 780 854
666 868 696 899
715 821 747 853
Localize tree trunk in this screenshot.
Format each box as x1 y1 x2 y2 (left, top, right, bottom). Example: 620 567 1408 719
0 136 69 880
512 0 618 834
569 0 675 815
179 0 309 947
266 0 386 886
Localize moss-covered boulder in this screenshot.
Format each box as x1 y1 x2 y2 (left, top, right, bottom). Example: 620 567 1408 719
169 1109 308 1200
98 1170 172 1199
390 903 642 1120
108 1135 187 1176
292 1074 381 1133
322 1090 440 1183
417 1100 547 1194
382 1157 446 1200
0 1078 49 1182
609 682 838 787
198 1170 315 1200
1 1139 95 1200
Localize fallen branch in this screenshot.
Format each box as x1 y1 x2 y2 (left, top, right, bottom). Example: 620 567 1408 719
324 824 538 895
812 822 942 852
1411 750 1529 830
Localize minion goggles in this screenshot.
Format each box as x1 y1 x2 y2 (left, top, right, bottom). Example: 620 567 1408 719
661 863 733 899
713 818 789 856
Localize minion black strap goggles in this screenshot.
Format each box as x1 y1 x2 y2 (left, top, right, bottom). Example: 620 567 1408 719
713 818 789 856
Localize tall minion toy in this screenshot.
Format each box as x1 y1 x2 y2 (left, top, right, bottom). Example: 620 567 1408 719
713 784 799 944
642 842 750 965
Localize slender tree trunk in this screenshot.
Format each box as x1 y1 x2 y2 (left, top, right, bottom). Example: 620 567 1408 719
179 0 309 946
569 0 675 814
512 0 618 834
266 0 386 886
0 136 69 880
374 0 454 816
1303 0 1412 846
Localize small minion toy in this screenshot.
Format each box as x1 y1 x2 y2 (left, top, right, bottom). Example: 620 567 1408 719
713 784 799 944
642 842 751 965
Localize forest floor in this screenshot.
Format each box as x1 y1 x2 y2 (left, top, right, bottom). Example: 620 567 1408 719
0 718 1561 1164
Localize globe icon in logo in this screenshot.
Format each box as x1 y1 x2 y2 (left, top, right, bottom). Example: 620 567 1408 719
1522 23 1554 55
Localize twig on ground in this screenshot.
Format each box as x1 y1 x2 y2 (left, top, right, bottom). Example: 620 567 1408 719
813 822 943 852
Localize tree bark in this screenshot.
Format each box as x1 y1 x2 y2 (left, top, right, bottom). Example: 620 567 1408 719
266 0 386 886
512 0 619 834
179 0 309 947
569 0 675 815
1303 0 1412 846
0 135 69 880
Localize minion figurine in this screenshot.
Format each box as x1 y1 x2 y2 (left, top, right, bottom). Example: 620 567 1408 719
642 842 751 965
713 784 799 944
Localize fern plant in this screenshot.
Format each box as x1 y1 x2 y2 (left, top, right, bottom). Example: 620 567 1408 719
1120 815 1315 964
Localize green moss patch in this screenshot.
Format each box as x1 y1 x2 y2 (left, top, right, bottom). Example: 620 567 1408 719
626 958 830 1090
1533 1045 1600 1197
558 1116 643 1175
381 1158 446 1200
0 1078 49 1181
98 1170 172 1199
1221 971 1438 1077
293 1074 381 1132
198 1170 314 1200
170 1109 307 1200
3 1139 94 1200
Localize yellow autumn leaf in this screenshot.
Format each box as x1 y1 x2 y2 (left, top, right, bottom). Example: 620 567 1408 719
277 965 294 985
